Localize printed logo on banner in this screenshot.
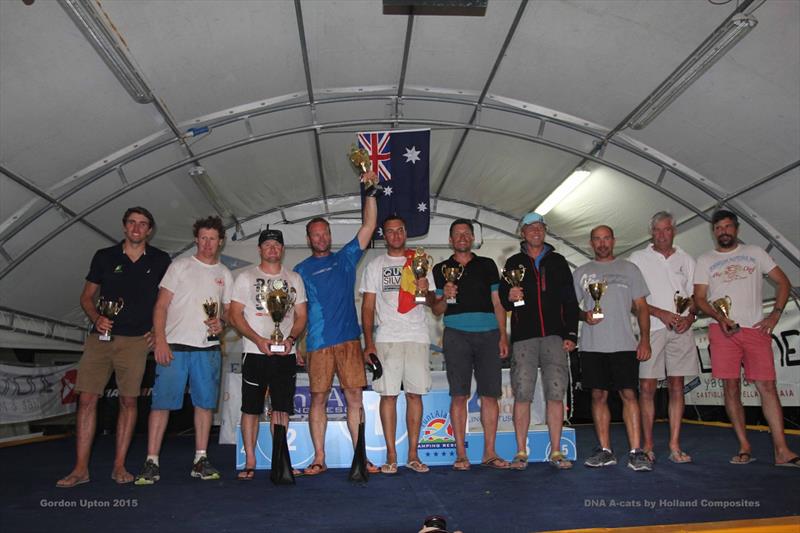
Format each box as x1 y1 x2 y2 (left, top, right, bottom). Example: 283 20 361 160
419 410 459 462
60 369 78 405
293 386 348 417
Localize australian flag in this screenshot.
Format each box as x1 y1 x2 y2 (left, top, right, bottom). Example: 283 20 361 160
358 129 430 239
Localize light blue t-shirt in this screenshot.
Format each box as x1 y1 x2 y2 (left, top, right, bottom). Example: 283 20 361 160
294 237 364 352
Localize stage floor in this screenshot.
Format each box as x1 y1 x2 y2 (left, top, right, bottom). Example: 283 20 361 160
1 422 798 533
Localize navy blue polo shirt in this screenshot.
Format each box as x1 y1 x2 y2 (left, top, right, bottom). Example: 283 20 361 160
86 242 171 336
433 254 500 332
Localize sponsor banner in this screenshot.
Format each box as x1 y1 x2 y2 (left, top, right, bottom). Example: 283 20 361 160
686 308 799 406
235 390 576 469
220 368 548 444
0 363 79 423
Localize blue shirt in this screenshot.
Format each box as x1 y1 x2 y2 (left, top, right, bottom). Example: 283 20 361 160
293 237 364 351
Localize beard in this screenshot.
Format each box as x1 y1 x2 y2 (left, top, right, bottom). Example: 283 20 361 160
716 234 736 249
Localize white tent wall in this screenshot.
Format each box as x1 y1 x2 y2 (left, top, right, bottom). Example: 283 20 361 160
0 0 798 350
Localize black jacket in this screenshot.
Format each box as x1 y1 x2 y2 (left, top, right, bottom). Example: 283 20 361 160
499 243 579 344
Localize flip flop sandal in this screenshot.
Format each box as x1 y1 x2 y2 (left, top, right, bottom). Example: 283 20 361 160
775 456 800 468
237 468 256 480
481 456 510 470
510 453 528 471
380 463 398 474
301 463 328 476
405 460 430 473
549 452 573 470
56 474 90 488
668 450 692 464
452 457 471 471
730 452 756 465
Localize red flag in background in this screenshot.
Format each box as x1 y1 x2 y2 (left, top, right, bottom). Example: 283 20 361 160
397 249 417 314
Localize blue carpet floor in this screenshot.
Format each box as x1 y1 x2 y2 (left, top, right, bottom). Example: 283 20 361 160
1 422 798 533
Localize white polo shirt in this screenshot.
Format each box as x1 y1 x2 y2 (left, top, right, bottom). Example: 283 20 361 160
629 245 695 332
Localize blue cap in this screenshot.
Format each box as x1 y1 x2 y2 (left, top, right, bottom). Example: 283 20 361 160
520 212 546 227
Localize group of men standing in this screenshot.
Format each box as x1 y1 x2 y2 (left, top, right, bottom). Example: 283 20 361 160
56 190 798 487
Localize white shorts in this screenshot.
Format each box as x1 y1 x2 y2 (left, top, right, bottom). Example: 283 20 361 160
639 328 699 380
373 342 431 396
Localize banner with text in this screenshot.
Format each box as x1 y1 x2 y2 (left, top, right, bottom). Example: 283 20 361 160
0 363 79 423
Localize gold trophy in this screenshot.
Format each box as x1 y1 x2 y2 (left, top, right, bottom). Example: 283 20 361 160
712 295 740 333
202 298 220 342
674 292 692 314
411 247 431 303
265 279 297 353
502 265 527 307
348 143 382 193
441 264 464 304
587 281 607 319
96 297 124 341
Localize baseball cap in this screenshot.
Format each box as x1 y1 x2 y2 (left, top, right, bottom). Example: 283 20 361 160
258 229 284 246
520 212 546 227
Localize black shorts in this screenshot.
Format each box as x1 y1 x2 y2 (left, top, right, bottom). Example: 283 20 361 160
241 353 297 415
580 351 639 391
443 328 502 398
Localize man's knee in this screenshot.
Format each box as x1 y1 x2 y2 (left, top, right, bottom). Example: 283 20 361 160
591 389 608 403
119 396 138 408
78 392 100 408
639 379 657 397
618 389 638 402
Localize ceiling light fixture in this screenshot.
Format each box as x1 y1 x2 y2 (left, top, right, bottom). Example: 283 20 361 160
59 0 154 104
627 12 757 130
535 168 591 216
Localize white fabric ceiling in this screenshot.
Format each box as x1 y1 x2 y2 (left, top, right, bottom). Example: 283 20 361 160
0 0 798 349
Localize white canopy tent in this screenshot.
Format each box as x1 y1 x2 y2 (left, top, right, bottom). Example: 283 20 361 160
0 0 797 351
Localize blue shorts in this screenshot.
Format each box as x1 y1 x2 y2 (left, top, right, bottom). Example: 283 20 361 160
151 349 221 410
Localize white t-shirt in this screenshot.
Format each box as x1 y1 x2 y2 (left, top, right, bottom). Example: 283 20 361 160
359 253 434 344
629 245 696 332
160 256 233 348
694 244 776 328
231 265 307 354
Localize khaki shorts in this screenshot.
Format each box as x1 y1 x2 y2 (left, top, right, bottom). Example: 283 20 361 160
373 341 431 396
76 334 149 397
307 340 366 393
639 328 699 380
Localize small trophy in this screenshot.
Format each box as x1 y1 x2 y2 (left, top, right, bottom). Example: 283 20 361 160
411 247 431 303
348 144 381 194
587 281 607 319
674 292 692 314
265 279 297 353
441 264 464 304
202 298 220 342
712 295 740 333
502 265 527 307
96 297 124 341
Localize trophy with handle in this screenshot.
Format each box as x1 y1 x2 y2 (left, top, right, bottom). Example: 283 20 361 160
712 295 740 333
586 280 607 319
441 264 464 304
265 279 297 353
502 265 527 307
348 143 382 195
96 297 124 341
202 298 220 342
411 247 431 304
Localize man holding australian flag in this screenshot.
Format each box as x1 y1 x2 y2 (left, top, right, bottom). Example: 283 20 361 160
357 128 430 240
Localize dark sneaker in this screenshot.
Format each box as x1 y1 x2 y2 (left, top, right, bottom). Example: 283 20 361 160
628 449 654 472
584 447 617 468
191 457 221 480
134 459 160 485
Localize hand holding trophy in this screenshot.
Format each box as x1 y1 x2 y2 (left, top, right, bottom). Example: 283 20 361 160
441 264 464 304
712 295 740 334
411 247 431 303
96 297 124 341
348 144 381 197
265 279 297 353
502 265 527 307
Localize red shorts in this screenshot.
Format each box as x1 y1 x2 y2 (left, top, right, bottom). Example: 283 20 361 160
708 324 775 381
